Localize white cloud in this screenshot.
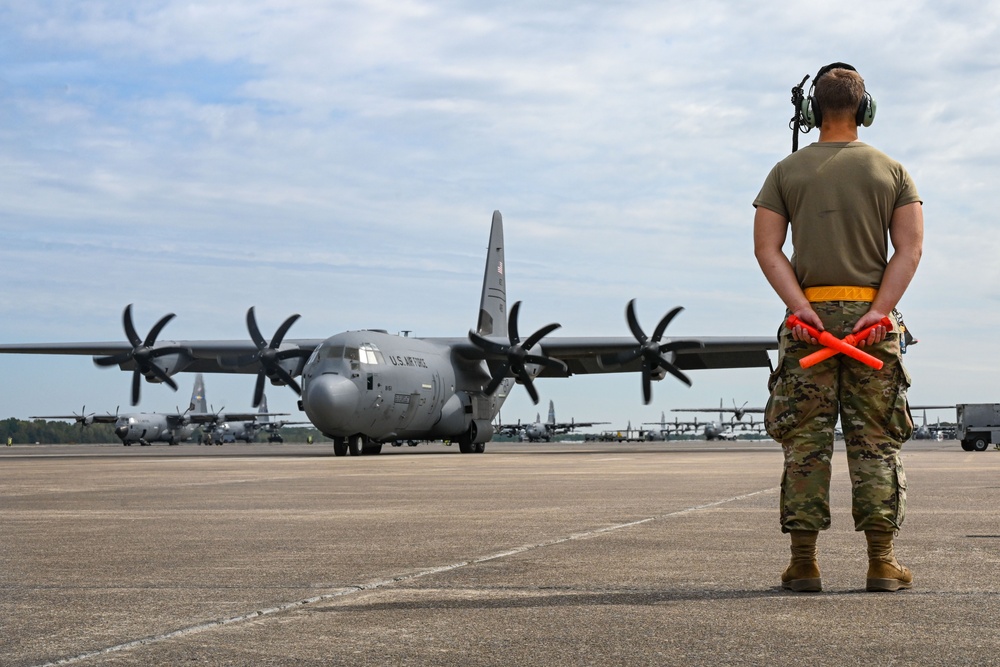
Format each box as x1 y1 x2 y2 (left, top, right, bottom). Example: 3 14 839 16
1 0 998 424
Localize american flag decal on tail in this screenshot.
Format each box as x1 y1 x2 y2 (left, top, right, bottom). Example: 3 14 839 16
498 261 503 275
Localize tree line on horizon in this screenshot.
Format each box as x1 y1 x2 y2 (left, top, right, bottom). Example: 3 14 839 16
1 418 323 445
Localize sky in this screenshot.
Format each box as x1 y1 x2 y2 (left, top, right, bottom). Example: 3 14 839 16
1 1 997 433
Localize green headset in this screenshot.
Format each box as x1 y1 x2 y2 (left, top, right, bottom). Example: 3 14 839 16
800 62 876 130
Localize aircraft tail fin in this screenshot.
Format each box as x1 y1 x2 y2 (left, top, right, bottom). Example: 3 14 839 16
189 373 207 414
258 394 270 424
548 400 555 425
476 210 507 337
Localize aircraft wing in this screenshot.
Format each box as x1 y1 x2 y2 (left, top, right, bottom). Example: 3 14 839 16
30 414 118 424
186 412 290 424
446 335 776 376
550 421 611 433
0 339 325 374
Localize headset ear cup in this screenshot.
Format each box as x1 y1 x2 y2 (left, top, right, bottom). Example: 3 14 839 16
860 94 876 127
801 97 816 130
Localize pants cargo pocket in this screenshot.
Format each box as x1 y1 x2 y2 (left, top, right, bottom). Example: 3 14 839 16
884 363 914 443
893 461 907 529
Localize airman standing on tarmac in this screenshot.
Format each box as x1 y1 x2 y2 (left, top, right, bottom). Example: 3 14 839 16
754 62 924 592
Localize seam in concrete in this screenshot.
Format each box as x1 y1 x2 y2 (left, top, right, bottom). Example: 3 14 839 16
33 485 777 667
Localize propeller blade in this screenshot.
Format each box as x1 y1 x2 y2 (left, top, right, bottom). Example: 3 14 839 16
521 375 540 404
144 312 176 347
270 314 301 349
253 372 267 408
123 304 142 347
94 352 130 367
658 361 692 387
246 308 268 349
522 322 561 351
521 354 568 374
131 370 142 406
626 299 647 343
652 306 684 341
484 361 511 395
271 365 302 395
468 331 509 356
508 301 522 344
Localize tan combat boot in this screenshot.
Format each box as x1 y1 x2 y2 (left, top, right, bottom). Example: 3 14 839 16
781 530 822 592
865 530 913 592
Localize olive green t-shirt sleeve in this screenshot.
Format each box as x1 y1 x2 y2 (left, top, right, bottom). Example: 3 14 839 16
753 164 788 219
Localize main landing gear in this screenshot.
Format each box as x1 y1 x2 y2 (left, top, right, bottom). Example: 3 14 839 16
333 434 384 457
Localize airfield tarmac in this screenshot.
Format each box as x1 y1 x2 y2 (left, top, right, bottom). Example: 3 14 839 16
2 439 998 667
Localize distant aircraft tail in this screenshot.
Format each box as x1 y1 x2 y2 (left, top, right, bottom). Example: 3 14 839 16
189 373 207 414
476 210 507 337
258 394 270 424
547 400 555 425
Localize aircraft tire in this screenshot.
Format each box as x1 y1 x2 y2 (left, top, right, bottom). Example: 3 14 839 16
474 442 486 453
363 443 383 455
333 439 348 456
349 434 365 456
961 440 974 451
972 436 989 452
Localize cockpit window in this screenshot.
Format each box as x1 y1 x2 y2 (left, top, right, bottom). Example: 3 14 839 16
321 345 345 360
359 343 383 365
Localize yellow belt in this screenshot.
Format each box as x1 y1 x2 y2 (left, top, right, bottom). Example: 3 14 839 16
804 286 877 302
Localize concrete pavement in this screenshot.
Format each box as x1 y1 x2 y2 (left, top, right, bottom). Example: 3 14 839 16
1 439 998 666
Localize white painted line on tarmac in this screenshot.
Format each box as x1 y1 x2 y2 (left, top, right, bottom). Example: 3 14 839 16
33 485 778 667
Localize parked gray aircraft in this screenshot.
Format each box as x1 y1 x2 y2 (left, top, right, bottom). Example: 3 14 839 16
31 374 274 446
642 411 703 440
670 398 766 440
1 211 777 457
911 405 956 440
498 400 608 442
208 394 308 443
672 398 765 423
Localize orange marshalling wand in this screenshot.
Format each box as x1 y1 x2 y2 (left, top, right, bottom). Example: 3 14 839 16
798 317 893 368
786 315 884 370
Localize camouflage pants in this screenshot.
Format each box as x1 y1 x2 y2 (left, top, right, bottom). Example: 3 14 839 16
765 301 912 533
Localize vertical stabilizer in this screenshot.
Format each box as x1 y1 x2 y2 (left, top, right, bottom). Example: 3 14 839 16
258 394 270 424
189 373 207 414
476 210 507 337
547 400 555 425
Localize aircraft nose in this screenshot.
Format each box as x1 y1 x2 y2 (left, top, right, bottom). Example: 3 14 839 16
303 374 359 435
114 425 129 439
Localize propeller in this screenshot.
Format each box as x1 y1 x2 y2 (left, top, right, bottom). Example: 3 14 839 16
94 304 184 405
244 307 312 408
72 405 95 427
468 301 568 404
619 300 702 404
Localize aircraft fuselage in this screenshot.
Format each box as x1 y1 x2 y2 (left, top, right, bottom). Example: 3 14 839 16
300 330 505 444
114 414 194 446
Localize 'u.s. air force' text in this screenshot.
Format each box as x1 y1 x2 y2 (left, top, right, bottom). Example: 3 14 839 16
388 355 428 368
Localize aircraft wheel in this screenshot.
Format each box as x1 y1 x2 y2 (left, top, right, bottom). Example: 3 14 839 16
973 437 989 452
333 438 348 456
474 442 486 453
349 434 365 456
363 443 383 455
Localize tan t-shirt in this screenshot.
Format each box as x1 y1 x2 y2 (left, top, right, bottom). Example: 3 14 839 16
754 142 922 289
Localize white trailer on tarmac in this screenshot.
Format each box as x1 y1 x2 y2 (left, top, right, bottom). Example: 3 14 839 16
956 403 1000 451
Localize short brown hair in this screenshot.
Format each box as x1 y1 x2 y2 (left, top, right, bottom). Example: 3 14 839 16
814 68 865 121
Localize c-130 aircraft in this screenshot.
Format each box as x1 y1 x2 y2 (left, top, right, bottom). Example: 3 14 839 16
0 212 777 457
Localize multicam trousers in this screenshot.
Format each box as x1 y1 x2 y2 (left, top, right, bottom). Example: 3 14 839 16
765 301 913 533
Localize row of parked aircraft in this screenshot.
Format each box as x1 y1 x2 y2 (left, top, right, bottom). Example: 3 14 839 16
34 374 308 446
0 211 781 456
